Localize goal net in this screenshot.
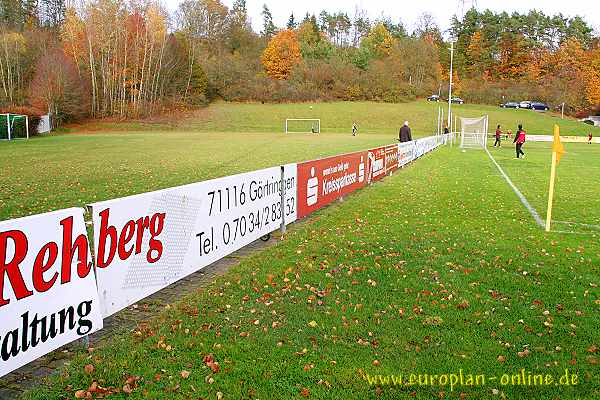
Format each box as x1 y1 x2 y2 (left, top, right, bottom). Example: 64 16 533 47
285 119 320 134
460 116 488 149
0 113 29 140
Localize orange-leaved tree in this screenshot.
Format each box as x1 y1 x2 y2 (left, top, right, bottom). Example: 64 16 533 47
585 49 600 107
261 29 301 80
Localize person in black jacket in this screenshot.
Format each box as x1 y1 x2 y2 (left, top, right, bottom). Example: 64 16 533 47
513 124 526 159
399 121 412 142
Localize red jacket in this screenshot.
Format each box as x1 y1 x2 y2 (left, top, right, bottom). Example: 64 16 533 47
515 130 526 144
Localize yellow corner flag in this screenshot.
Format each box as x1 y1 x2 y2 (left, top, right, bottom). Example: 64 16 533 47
546 125 565 231
552 125 565 164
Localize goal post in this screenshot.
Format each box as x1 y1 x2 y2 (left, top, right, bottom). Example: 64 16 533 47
460 115 488 149
0 113 30 140
285 119 320 134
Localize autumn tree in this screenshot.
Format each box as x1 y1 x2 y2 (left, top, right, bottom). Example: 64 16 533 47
39 0 67 28
466 30 486 76
361 23 394 59
28 47 89 123
226 0 255 54
297 16 333 59
497 33 531 80
351 7 370 47
1 0 26 29
261 29 301 80
586 71 600 107
0 32 27 106
414 12 441 44
60 0 172 117
177 0 227 102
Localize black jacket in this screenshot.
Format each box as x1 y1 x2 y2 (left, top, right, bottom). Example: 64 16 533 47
399 125 412 142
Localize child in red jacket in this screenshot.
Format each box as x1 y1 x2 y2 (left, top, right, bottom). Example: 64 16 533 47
514 124 526 159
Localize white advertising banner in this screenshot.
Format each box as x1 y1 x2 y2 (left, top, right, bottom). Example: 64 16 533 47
397 142 416 167
414 138 427 158
90 165 297 317
0 208 103 378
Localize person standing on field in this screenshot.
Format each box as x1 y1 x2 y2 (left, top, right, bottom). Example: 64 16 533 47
399 121 412 142
589 132 593 144
352 122 358 136
494 125 502 147
514 124 526 159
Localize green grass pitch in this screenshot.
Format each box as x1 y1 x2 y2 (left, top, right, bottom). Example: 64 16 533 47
2 101 599 399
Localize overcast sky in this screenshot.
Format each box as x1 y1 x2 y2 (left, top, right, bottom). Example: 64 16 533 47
165 0 599 36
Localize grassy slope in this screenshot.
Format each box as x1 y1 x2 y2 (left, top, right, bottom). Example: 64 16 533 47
60 101 599 136
2 101 598 221
22 145 600 400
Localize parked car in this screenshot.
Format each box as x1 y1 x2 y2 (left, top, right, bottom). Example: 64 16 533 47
427 95 440 102
530 102 550 111
519 101 532 109
451 97 464 104
501 101 520 109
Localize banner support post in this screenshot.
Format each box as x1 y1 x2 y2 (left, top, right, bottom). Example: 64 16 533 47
280 166 286 236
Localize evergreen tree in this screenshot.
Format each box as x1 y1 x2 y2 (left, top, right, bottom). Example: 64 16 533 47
287 13 296 30
261 4 276 37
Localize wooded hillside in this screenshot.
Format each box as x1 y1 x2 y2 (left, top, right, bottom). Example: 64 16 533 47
1 0 598 124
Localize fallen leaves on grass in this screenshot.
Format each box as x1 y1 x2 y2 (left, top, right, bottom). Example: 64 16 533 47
517 349 530 358
456 300 470 310
423 316 443 326
203 354 220 373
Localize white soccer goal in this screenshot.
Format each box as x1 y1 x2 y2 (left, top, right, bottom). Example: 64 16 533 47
460 115 488 149
0 113 29 140
285 119 320 134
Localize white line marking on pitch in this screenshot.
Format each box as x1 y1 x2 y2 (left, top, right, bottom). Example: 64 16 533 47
551 230 597 236
485 148 545 228
553 221 600 231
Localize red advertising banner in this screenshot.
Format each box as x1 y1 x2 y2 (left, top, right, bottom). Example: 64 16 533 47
385 144 398 174
297 151 368 218
367 146 386 184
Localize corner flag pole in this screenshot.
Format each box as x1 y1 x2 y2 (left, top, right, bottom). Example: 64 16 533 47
545 152 557 232
545 125 565 232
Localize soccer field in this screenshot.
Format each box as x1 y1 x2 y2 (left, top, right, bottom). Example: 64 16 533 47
20 140 600 400
3 101 600 399
1 101 598 222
